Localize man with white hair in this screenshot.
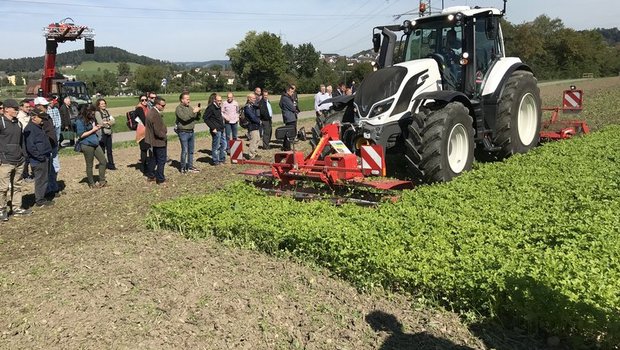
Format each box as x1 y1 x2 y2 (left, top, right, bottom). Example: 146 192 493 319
314 84 331 117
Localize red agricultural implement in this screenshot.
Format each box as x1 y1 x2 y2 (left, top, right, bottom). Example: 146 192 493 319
230 124 412 205
540 87 590 140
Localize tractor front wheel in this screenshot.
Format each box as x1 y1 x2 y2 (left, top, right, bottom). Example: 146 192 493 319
405 102 474 184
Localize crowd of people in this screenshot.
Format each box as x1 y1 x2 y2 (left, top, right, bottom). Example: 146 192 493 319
0 82 346 221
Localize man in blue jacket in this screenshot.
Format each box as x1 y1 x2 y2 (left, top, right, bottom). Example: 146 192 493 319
244 93 262 160
0 99 33 220
23 111 53 207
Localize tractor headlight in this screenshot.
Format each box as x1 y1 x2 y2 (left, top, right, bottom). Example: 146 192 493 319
368 98 394 118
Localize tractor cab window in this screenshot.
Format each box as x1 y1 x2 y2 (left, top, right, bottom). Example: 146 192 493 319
402 22 464 91
474 16 504 92
62 83 90 101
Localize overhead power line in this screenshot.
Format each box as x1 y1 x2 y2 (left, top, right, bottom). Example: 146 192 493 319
0 0 384 19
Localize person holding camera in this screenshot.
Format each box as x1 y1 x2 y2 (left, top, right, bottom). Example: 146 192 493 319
94 98 116 170
75 105 107 188
175 92 201 174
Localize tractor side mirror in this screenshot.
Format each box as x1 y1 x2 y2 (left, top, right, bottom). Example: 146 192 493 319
485 18 498 40
372 33 381 53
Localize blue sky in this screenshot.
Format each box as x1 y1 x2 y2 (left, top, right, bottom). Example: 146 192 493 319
0 0 617 62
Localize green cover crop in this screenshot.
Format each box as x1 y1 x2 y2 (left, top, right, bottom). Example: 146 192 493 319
148 126 620 347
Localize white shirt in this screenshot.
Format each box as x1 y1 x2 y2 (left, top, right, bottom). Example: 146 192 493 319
314 92 331 112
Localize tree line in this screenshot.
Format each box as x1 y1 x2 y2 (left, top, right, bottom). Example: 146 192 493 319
503 16 620 80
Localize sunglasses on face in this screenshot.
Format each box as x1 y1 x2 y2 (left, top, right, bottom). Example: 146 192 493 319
140 99 147 101
158 104 166 107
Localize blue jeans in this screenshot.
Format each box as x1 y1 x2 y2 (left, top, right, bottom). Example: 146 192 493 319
178 130 195 170
225 123 238 150
211 130 227 164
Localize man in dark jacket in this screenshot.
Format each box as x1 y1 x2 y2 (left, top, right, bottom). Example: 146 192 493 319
244 93 261 160
0 99 32 220
24 111 53 207
204 94 226 165
58 96 76 146
279 85 298 150
145 97 168 185
259 90 273 150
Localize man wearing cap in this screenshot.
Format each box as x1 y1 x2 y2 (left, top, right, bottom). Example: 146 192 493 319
23 111 53 207
0 99 33 221
33 97 59 197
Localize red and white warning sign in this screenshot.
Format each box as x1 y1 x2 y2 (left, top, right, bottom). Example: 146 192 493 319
229 139 244 163
562 89 583 111
360 145 385 176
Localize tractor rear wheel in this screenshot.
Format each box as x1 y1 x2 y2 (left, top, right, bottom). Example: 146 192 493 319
405 102 474 184
494 70 542 159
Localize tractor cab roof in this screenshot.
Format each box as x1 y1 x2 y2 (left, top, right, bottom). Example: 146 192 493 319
375 6 502 33
438 6 502 18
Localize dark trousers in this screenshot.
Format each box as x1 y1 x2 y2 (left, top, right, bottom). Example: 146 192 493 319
139 139 152 175
100 133 115 167
261 119 272 149
31 160 49 204
147 146 167 183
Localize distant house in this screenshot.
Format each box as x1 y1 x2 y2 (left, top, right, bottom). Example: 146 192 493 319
217 70 236 86
320 53 340 64
7 75 26 86
117 76 129 87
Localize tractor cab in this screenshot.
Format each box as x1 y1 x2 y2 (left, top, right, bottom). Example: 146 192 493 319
373 6 505 97
50 80 92 109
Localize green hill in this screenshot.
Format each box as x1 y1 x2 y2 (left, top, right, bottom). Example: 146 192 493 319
0 46 175 73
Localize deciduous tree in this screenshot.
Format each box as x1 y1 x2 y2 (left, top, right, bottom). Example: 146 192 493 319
227 31 286 90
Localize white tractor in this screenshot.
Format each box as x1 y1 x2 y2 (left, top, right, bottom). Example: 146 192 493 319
312 4 542 184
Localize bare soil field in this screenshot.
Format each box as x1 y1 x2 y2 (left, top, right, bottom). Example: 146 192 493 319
1 78 618 349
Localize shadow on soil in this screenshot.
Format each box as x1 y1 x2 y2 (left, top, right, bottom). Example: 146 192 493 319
366 310 473 350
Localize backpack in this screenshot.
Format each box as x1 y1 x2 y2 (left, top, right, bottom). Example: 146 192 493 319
126 110 138 131
239 105 250 129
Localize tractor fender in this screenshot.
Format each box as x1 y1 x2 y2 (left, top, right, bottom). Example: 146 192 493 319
413 90 474 115
481 58 533 99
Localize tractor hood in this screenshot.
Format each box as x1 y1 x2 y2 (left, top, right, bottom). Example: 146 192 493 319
354 66 408 118
354 59 440 120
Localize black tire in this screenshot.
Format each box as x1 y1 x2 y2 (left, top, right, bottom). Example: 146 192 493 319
494 70 542 159
405 102 474 184
310 110 346 158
